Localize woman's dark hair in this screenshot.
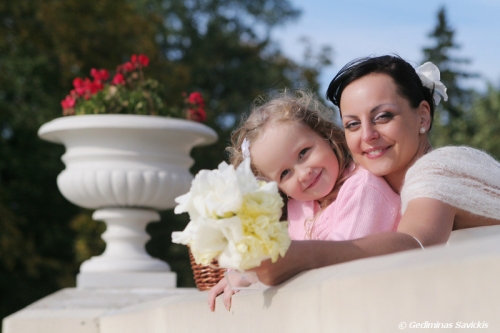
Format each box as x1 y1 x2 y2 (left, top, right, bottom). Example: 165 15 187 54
326 55 435 129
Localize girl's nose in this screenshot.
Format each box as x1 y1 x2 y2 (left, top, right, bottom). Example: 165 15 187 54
361 124 379 142
297 166 312 183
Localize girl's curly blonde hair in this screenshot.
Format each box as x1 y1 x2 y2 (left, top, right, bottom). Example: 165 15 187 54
227 90 352 208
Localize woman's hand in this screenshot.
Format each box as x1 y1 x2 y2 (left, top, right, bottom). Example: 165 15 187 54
249 241 317 286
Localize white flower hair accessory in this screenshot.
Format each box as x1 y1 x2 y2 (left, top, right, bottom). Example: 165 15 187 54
415 62 448 105
241 138 250 160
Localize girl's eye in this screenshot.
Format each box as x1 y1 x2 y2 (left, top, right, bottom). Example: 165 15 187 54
280 169 290 180
299 148 309 158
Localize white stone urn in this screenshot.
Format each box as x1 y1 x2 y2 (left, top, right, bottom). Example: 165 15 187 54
38 114 218 289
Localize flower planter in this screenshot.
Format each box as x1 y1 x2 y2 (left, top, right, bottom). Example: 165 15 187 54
38 114 217 288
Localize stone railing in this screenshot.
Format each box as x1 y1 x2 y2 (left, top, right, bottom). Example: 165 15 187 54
4 226 500 333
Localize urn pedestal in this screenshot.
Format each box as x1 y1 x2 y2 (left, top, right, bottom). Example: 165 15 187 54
38 114 218 288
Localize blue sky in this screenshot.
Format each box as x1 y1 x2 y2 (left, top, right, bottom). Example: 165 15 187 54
272 0 500 94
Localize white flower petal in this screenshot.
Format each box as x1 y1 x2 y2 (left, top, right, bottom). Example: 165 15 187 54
416 62 448 105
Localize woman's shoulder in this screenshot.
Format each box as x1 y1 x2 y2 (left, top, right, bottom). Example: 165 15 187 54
417 145 497 163
408 145 499 174
401 145 500 216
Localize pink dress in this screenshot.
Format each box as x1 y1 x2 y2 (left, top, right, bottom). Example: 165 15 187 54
287 165 401 241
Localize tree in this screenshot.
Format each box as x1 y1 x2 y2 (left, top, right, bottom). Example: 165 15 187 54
468 85 500 160
421 6 478 147
0 0 165 324
0 0 331 323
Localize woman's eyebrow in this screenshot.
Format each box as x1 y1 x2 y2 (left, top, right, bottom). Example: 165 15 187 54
342 103 395 119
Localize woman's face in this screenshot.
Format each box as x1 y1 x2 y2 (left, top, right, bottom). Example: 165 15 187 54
340 73 430 192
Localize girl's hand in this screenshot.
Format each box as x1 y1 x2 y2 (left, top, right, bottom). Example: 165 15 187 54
207 276 236 312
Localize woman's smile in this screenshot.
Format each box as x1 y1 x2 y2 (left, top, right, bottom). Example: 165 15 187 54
363 146 392 159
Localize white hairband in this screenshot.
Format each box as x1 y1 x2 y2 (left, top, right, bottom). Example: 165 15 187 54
241 138 250 159
415 62 448 105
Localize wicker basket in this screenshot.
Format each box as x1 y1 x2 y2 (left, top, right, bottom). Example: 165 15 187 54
189 250 226 291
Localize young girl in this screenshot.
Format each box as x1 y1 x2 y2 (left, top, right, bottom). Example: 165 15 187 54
228 90 400 241
209 90 400 311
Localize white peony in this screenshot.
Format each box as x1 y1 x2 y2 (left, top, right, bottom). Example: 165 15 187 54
174 159 258 219
171 159 290 271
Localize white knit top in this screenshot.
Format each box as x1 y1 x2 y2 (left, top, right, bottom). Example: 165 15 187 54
401 146 500 219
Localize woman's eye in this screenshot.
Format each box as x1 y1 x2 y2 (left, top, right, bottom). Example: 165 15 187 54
299 148 309 158
344 121 360 129
280 169 290 180
375 112 393 123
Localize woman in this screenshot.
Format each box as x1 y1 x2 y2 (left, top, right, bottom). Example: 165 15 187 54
210 55 500 309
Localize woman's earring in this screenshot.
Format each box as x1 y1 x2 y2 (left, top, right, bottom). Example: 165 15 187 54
419 127 426 134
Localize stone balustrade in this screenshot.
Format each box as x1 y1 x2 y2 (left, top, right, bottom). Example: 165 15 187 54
4 226 500 333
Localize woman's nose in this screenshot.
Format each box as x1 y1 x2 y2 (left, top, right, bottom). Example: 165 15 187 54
361 124 379 142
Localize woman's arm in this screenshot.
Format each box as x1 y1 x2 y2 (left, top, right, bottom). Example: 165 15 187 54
252 197 457 286
396 197 456 246
250 231 420 286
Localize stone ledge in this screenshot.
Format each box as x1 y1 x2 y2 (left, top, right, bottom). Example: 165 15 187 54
4 228 500 333
100 235 500 332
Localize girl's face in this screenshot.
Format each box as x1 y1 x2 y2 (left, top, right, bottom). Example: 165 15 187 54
250 122 340 202
340 73 431 192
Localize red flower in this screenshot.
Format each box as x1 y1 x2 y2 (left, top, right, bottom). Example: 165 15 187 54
91 80 104 93
187 92 205 107
112 73 126 85
90 68 110 81
122 62 135 72
131 54 149 67
61 95 76 109
186 107 207 122
62 54 204 119
138 54 149 67
72 77 87 96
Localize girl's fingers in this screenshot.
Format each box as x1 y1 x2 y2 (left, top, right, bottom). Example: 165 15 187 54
223 284 236 311
207 279 228 312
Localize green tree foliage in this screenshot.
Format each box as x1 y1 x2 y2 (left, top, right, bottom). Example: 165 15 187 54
422 7 500 161
468 86 500 160
0 0 161 324
422 6 478 147
0 0 330 323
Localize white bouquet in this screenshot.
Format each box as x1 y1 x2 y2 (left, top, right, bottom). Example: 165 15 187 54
171 159 291 271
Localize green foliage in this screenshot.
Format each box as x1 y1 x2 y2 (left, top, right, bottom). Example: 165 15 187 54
422 6 500 161
468 86 500 160
0 0 331 324
422 7 478 148
72 76 182 117
74 79 169 115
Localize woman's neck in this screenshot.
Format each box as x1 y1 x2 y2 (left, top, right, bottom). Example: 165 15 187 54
384 138 432 194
